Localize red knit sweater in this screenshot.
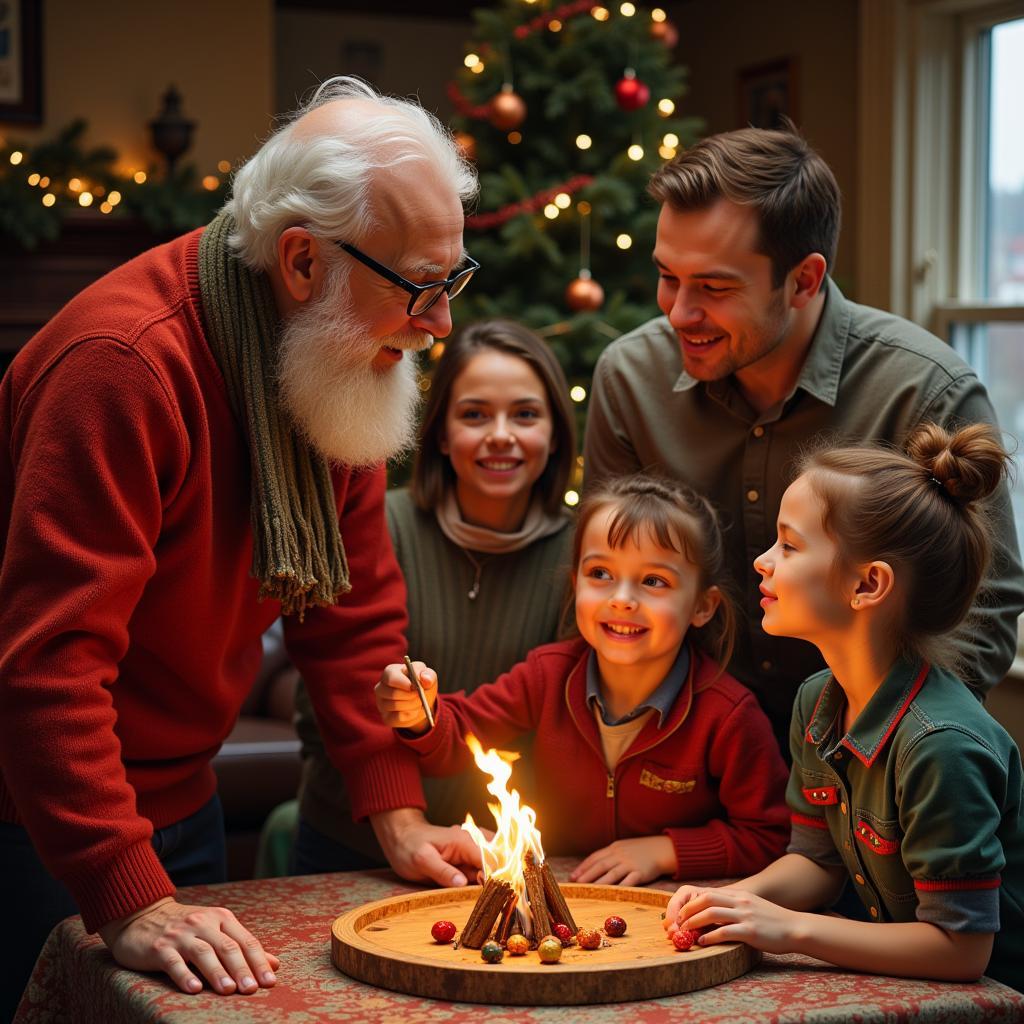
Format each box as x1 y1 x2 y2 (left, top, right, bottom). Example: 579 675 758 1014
0 230 421 931
404 638 789 878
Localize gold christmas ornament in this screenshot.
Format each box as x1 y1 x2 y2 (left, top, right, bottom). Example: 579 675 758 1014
489 85 527 131
565 272 605 312
453 130 477 163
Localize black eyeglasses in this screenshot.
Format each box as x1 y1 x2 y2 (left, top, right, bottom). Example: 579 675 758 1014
335 241 480 316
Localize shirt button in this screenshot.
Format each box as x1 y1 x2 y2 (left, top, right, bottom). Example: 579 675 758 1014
840 802 847 815
855 873 865 885
752 426 765 438
746 489 759 502
760 660 772 672
869 906 879 918
834 751 844 760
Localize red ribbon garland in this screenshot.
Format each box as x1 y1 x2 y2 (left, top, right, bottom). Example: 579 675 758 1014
466 174 593 230
515 0 597 39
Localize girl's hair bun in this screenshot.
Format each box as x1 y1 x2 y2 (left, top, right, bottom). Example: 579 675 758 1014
905 422 1009 505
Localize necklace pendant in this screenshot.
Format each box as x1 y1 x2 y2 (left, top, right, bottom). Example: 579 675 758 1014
467 582 480 600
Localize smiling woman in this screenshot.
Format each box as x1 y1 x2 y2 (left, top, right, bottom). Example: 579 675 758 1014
290 320 578 873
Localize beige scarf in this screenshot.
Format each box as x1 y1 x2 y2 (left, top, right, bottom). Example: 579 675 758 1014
197 210 350 618
435 490 570 554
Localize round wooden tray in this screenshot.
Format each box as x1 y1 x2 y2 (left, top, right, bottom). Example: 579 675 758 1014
331 883 759 1005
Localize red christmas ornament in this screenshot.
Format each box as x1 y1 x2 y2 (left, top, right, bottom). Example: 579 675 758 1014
672 927 704 950
565 273 605 312
452 130 477 163
614 70 651 112
604 915 627 938
552 922 574 946
650 19 679 49
577 927 603 950
430 920 457 943
489 86 527 131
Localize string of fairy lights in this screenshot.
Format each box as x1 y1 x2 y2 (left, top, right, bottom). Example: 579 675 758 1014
5 148 233 214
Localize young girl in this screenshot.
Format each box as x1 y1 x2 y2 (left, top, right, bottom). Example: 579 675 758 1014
376 474 789 885
666 423 1023 991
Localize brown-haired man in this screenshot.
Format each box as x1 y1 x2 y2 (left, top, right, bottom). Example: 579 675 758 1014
584 126 1024 753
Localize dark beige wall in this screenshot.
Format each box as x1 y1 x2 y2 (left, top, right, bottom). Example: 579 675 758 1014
669 0 859 295
276 9 471 119
3 0 274 175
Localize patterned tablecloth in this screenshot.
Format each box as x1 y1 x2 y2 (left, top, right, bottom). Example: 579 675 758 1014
14 859 1024 1024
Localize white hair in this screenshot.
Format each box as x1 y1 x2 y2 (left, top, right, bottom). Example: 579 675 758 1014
225 76 479 272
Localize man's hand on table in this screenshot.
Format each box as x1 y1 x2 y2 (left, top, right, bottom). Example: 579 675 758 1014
569 835 676 887
98 896 280 996
371 807 483 887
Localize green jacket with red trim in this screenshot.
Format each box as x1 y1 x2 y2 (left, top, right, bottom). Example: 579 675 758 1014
787 660 1024 992
401 636 789 879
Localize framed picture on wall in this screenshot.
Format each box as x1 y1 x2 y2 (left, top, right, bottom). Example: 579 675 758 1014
737 58 797 130
0 0 43 123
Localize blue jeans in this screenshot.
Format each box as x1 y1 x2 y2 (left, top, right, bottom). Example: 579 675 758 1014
0 794 226 1023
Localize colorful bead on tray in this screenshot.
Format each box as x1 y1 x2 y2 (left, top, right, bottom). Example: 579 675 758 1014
481 940 504 963
505 934 530 956
430 920 456 944
603 915 627 937
552 922 574 946
536 936 563 963
672 927 703 951
576 927 603 950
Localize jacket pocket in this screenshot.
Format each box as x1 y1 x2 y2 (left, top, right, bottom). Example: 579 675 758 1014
638 760 697 795
854 809 916 906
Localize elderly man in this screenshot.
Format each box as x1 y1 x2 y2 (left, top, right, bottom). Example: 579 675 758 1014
0 77 481 1013
584 126 1024 755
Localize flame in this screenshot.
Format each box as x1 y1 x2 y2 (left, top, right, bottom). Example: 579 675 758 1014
460 733 546 934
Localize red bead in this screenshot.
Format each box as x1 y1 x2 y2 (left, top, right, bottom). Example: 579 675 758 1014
672 927 703 950
604 915 627 937
577 927 603 950
553 922 574 946
431 919 457 943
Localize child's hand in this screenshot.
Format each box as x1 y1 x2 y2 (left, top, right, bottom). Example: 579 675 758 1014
569 836 675 886
669 886 800 954
374 661 438 734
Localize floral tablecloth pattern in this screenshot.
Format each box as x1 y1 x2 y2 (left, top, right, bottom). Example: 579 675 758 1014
14 860 1024 1024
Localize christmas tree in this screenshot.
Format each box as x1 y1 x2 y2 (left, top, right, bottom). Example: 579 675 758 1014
445 0 702 406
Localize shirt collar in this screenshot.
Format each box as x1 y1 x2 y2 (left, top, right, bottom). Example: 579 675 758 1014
585 644 690 727
805 659 931 768
670 278 851 409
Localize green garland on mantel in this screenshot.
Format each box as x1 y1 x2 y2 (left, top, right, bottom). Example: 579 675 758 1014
0 120 228 249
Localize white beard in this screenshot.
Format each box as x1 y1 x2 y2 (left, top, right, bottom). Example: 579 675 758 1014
276 269 428 468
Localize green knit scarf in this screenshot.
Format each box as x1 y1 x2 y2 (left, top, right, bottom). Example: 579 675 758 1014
197 210 350 618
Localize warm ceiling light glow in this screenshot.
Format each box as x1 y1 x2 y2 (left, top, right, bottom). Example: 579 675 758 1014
100 201 113 214
549 18 562 30
576 133 592 150
620 2 636 15
627 143 644 160
464 53 480 68
577 200 592 215
659 144 677 159
9 150 23 165
554 192 571 209
470 62 485 74
663 132 679 147
616 233 633 249
68 177 82 192
564 489 580 507
507 131 522 144
217 159 231 173
27 172 40 185
78 191 94 207
652 7 667 20
658 98 676 116
570 385 587 402
107 190 121 205
134 170 147 184
202 175 220 191
591 5 609 19
42 193 56 207
543 203 559 219
39 175 50 187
